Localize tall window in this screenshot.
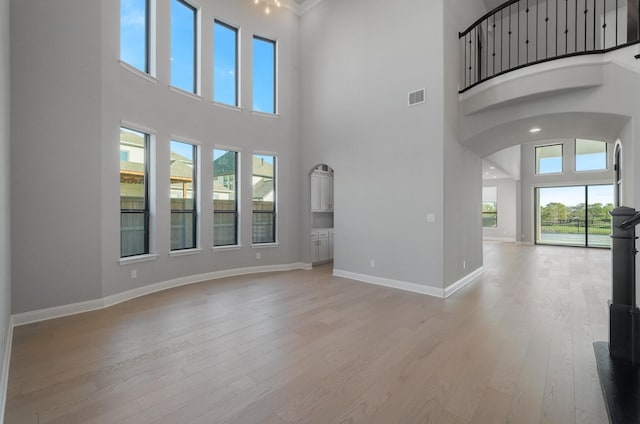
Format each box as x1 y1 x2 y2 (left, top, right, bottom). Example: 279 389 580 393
121 0 150 73
575 139 607 172
535 144 563 175
214 21 239 106
253 36 276 114
482 186 497 227
120 127 150 257
213 149 239 246
252 154 276 243
171 0 197 93
170 140 197 250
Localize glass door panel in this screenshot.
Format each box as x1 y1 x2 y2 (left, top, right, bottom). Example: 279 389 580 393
587 185 614 248
536 186 586 246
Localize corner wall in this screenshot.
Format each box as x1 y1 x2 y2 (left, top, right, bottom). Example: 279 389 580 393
443 0 486 287
300 0 446 289
0 0 12 412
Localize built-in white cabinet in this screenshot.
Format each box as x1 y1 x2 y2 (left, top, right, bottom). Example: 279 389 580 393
311 170 333 212
311 229 333 263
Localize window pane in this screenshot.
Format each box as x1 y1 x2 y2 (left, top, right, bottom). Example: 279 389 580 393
576 139 607 172
253 154 275 243
120 127 148 257
214 21 238 106
482 186 497 227
253 36 276 113
535 144 563 174
170 140 197 250
121 0 148 72
171 0 197 93
214 149 238 246
536 186 585 247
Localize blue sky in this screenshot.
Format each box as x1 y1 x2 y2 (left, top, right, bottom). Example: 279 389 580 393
121 1 276 110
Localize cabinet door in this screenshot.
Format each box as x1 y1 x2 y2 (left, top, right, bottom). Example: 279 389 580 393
318 238 329 262
310 174 321 211
320 175 331 211
310 238 319 262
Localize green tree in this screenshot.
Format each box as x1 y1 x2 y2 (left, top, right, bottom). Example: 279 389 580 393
541 202 567 222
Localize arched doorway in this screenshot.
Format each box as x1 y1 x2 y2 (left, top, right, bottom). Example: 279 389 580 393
309 164 334 267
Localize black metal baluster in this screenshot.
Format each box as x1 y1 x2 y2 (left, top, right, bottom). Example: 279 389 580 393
603 0 607 49
464 33 467 88
564 0 568 54
576 0 579 52
469 33 473 84
546 0 549 58
593 0 597 50
616 0 618 46
526 0 530 62
518 0 521 65
509 5 512 68
501 8 504 71
536 0 539 61
493 14 496 75
585 0 588 52
555 0 560 56
486 19 489 78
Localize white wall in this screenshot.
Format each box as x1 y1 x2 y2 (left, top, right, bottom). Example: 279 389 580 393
444 0 486 287
300 0 447 289
9 0 302 313
0 0 12 403
11 0 103 313
483 178 518 242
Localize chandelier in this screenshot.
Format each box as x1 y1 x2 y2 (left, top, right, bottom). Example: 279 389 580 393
254 0 281 14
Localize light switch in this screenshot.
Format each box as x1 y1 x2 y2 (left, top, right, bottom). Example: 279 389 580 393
427 214 436 223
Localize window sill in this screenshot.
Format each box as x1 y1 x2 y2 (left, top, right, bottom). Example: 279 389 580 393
169 248 203 258
169 85 203 101
251 110 279 119
119 61 158 84
119 254 159 265
212 245 243 252
213 101 243 112
251 243 279 249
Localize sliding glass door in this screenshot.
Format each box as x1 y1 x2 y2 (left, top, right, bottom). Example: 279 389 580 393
535 185 613 248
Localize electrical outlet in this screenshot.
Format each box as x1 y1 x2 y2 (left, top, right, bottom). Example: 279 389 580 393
427 213 436 223
370 260 375 268
131 269 137 279
256 252 261 259
463 260 466 269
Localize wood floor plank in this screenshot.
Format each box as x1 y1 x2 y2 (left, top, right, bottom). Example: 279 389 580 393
4 244 611 424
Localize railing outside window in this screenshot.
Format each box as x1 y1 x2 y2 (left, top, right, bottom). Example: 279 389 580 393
460 0 640 92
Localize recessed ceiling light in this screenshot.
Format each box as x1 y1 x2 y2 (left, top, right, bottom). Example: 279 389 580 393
489 166 495 170
530 127 541 133
492 176 497 179
485 172 490 175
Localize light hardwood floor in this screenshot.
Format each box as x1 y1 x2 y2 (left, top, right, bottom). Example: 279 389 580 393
4 243 611 423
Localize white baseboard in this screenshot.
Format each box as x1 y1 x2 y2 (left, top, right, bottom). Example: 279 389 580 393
333 269 444 298
444 266 485 298
0 316 14 424
12 263 312 327
333 266 486 299
483 237 516 243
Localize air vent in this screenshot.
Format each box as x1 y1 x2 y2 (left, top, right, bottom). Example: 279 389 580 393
408 89 425 107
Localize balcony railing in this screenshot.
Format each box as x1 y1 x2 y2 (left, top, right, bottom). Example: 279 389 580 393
459 0 640 92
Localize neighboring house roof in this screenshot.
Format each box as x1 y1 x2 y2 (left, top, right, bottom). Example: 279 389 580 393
252 179 274 200
214 151 236 177
253 156 274 178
